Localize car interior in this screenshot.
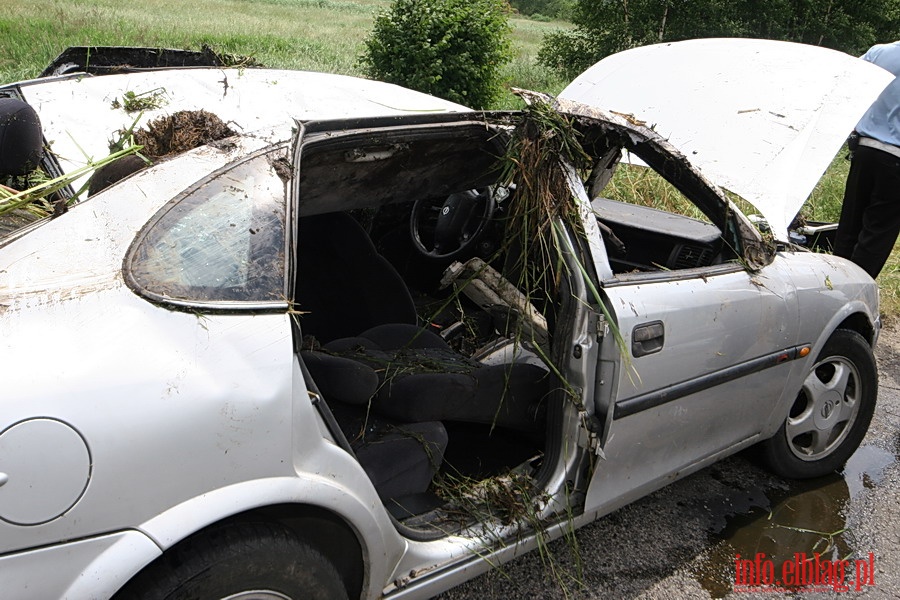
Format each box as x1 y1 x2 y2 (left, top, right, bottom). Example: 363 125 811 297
290 120 567 527
296 210 552 522
0 95 62 237
577 132 741 276
290 117 741 529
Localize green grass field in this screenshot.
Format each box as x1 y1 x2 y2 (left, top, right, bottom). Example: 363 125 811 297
1 0 897 316
0 0 568 103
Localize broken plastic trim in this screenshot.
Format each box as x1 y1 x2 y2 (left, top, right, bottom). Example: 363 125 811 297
39 46 230 78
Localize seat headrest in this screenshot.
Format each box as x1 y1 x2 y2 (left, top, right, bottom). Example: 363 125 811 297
0 98 43 177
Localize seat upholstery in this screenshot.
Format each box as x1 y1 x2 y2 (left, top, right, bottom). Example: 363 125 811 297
323 323 548 433
0 98 43 177
296 211 549 500
296 212 417 343
301 349 448 504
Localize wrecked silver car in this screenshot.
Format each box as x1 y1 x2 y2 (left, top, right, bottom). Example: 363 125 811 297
0 40 891 599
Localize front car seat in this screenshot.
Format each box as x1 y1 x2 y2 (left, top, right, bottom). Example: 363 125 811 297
296 211 550 433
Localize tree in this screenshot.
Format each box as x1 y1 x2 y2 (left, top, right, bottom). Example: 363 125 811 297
538 0 900 79
359 0 513 109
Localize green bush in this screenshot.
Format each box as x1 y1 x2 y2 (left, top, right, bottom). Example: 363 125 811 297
536 28 599 80
510 0 574 20
359 0 513 109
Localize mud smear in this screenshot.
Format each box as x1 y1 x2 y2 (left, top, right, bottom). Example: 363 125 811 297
691 443 898 598
89 110 236 196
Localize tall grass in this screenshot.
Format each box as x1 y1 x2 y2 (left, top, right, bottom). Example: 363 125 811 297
805 150 851 222
0 0 567 105
605 162 709 221
881 245 900 320
0 0 385 78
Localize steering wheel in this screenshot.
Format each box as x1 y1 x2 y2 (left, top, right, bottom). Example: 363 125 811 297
410 189 496 259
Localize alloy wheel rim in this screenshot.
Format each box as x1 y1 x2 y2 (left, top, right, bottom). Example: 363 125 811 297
786 355 862 461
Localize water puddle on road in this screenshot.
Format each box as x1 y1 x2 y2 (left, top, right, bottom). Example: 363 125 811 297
691 443 897 597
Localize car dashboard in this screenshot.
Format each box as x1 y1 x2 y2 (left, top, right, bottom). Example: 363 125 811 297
591 197 725 274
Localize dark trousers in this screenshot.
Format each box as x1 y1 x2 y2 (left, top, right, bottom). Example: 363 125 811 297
834 145 900 279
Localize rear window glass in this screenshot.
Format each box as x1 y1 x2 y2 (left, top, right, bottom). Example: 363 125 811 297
128 152 287 305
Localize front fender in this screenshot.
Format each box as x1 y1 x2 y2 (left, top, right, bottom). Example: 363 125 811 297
759 251 879 438
783 251 878 348
806 299 879 360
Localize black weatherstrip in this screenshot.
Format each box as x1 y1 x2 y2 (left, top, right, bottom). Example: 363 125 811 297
613 345 810 420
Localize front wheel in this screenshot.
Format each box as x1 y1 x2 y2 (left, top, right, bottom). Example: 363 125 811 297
760 329 877 479
114 521 348 600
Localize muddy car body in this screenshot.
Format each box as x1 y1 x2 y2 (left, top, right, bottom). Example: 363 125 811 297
0 41 890 598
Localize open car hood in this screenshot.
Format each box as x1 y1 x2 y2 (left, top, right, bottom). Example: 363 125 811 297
560 38 893 242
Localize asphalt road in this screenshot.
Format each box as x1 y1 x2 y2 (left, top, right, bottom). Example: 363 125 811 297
440 322 900 599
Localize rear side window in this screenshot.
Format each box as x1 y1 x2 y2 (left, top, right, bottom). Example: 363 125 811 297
127 151 287 306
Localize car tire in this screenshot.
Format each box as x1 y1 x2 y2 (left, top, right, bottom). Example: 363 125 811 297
760 329 877 479
114 521 348 600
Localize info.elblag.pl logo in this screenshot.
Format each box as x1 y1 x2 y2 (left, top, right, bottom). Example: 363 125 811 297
734 552 876 593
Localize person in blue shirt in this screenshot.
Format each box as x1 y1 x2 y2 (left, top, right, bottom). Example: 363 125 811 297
834 42 900 279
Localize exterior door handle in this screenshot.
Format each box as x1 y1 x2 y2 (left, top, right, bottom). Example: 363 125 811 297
633 321 664 357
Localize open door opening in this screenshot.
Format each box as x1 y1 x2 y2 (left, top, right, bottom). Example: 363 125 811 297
290 116 587 531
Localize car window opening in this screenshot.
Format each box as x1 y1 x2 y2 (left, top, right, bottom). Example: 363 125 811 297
583 141 742 276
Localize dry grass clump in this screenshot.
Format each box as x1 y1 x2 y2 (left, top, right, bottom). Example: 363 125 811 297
132 110 235 160
501 98 591 302
86 109 236 196
498 97 628 364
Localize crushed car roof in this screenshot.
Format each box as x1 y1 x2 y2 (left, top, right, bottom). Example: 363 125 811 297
560 38 893 242
6 68 468 194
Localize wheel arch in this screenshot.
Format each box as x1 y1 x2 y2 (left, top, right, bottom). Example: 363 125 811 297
109 476 404 600
253 503 365 599
809 303 878 360
113 503 365 599
760 304 877 439
836 311 877 346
